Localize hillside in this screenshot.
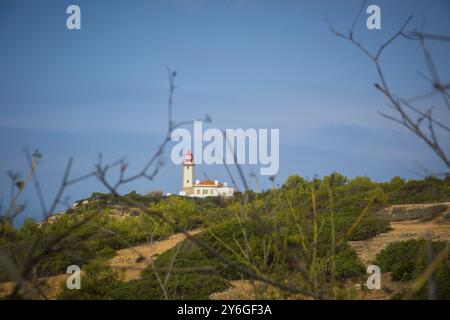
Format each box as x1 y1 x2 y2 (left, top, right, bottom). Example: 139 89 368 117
0 173 449 300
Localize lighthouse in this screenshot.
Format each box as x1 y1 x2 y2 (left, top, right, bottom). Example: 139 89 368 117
178 150 234 198
182 150 194 195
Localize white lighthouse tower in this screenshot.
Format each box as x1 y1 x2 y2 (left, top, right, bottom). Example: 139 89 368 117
177 150 234 198
181 150 194 195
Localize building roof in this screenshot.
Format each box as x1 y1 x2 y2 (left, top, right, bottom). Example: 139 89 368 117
195 179 224 187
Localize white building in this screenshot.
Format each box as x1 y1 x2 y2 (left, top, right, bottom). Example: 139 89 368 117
179 151 234 198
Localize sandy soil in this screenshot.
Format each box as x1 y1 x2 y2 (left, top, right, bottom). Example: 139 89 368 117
348 219 450 265
110 228 202 281
210 280 258 300
210 276 413 300
0 274 67 300
344 272 412 300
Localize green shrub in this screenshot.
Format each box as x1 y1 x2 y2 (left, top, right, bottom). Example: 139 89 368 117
334 247 365 278
375 240 450 282
384 176 450 204
58 259 124 300
327 216 390 242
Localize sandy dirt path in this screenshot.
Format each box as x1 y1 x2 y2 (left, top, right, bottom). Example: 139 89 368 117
110 228 202 281
348 219 450 265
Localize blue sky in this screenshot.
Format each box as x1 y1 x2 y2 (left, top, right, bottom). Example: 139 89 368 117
1 0 449 222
